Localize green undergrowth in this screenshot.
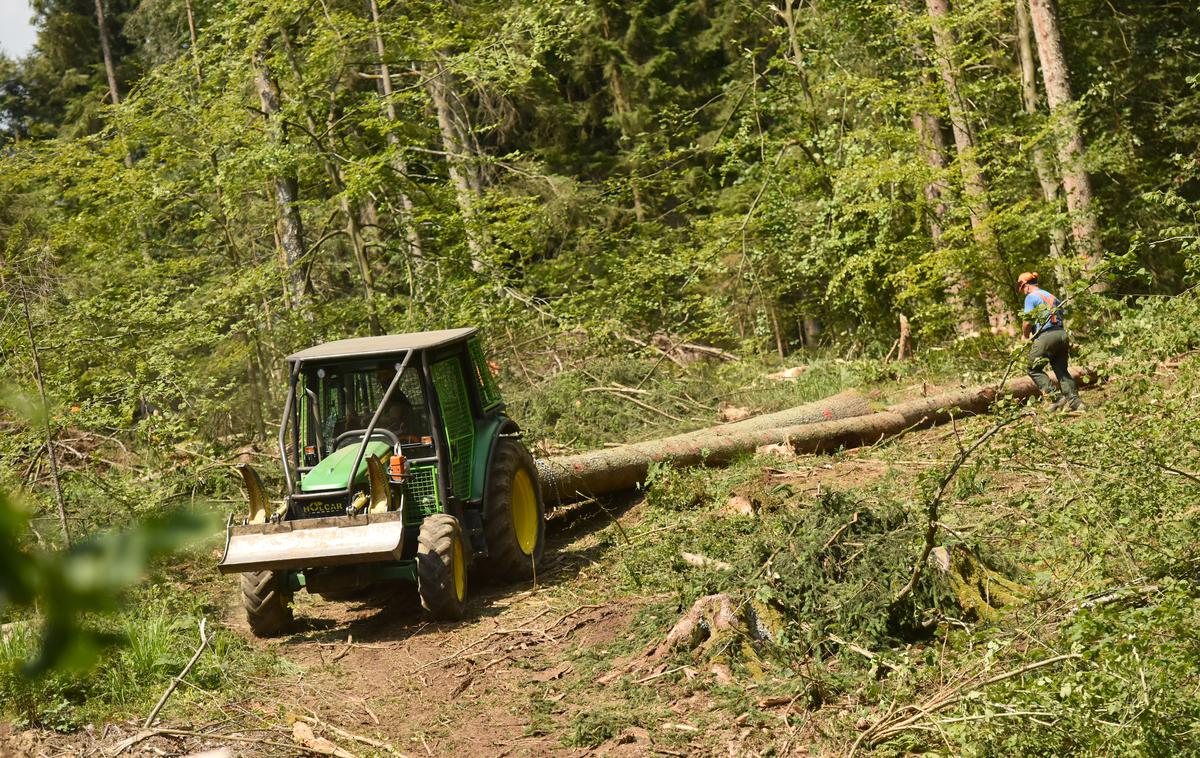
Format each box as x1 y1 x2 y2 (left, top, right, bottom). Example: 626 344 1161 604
0 542 289 730
574 292 1200 755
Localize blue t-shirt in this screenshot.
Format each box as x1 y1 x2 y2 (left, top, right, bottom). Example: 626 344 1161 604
1023 288 1063 332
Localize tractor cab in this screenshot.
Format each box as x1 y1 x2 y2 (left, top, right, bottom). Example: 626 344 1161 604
218 328 545 636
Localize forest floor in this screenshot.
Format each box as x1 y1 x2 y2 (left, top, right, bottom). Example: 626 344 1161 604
8 335 1200 757
3 439 930 758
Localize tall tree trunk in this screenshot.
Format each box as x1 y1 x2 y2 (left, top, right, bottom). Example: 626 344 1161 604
911 96 981 337
925 0 1014 333
1015 0 1069 285
93 0 122 107
428 60 486 272
279 31 379 331
1027 0 1105 290
368 0 425 267
92 0 134 168
253 54 309 311
183 0 202 85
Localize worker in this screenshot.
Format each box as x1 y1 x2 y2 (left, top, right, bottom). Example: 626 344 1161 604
374 368 428 437
1016 272 1083 412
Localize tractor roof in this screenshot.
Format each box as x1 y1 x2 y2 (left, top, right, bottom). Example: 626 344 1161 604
287 328 478 363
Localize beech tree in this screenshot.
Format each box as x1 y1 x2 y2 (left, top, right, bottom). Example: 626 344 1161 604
924 0 1013 333
1027 0 1104 288
1015 0 1069 284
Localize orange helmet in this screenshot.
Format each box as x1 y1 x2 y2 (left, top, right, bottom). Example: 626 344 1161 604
1015 272 1038 291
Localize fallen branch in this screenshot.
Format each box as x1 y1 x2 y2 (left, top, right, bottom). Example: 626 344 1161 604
1071 583 1161 615
110 727 308 756
416 609 554 671
680 552 733 571
581 386 685 422
891 411 1030 606
331 634 354 662
144 618 210 728
825 633 901 673
292 720 357 758
294 714 398 754
849 652 1082 755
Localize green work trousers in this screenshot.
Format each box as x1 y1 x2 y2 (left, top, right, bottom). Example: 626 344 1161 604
1027 328 1078 400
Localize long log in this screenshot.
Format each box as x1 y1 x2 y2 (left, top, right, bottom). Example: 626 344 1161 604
536 390 874 505
537 369 1096 505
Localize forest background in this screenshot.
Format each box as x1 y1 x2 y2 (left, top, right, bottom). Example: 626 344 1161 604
2 0 1197 451
0 0 1199 750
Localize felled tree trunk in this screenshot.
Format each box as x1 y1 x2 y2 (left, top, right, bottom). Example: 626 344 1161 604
538 369 1095 506
537 391 873 504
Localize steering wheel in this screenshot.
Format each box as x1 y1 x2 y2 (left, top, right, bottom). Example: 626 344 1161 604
334 428 399 450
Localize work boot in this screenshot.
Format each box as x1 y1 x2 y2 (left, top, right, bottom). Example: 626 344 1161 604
1068 397 1086 412
1046 396 1070 412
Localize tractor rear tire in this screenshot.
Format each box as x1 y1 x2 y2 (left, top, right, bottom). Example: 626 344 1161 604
481 438 545 582
417 514 468 621
241 570 293 637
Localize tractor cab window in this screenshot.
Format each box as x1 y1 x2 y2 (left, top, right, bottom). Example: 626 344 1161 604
303 362 431 455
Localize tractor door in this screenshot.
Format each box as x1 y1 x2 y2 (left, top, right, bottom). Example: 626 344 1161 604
430 353 476 500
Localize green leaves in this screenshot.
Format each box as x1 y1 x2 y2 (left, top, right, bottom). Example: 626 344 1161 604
0 481 214 676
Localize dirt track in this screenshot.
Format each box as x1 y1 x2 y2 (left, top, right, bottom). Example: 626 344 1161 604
2 456 912 758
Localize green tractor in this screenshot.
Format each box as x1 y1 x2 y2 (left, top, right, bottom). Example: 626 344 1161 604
217 328 546 636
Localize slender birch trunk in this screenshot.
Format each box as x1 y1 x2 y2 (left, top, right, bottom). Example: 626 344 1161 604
1028 0 1105 290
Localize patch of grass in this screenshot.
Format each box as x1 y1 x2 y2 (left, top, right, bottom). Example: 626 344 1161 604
0 579 284 729
564 707 626 748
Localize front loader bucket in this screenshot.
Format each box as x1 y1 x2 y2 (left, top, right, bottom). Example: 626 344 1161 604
217 512 406 574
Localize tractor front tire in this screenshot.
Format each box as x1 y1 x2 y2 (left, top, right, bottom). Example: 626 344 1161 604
417 514 468 621
241 570 293 637
482 438 545 582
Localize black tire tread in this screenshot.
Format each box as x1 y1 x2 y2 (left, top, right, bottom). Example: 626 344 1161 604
481 438 546 582
240 570 293 637
417 514 466 621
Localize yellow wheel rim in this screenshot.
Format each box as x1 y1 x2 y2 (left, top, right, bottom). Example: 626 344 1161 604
452 533 466 601
512 468 539 555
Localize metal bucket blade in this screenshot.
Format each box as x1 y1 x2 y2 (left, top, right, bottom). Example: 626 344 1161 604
217 512 405 574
